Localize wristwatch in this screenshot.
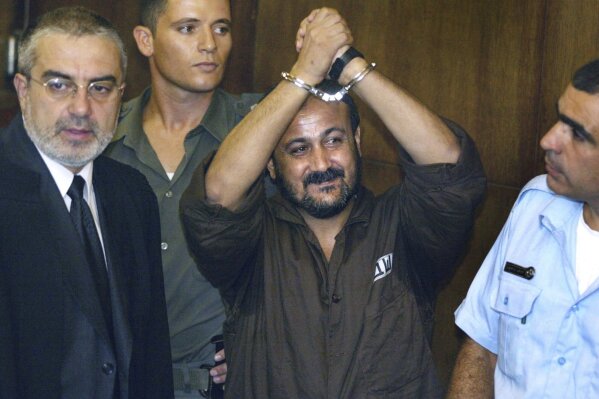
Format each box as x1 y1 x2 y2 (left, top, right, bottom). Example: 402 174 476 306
328 47 364 82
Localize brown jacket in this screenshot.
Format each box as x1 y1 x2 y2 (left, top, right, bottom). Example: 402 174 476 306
181 121 486 399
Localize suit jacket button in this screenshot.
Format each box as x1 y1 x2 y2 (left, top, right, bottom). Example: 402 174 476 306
102 362 115 375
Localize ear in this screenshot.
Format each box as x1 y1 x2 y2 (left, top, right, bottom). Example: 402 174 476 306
133 25 154 57
267 158 277 180
13 73 29 109
354 126 362 156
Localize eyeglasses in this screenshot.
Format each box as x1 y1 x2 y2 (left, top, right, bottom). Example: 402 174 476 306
28 76 124 102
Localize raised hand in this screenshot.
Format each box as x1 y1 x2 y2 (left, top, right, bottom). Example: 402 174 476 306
291 8 353 86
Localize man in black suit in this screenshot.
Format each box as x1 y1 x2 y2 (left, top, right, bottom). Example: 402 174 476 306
0 7 173 399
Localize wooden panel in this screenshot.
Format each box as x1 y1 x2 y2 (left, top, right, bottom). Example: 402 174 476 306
253 0 546 188
222 0 259 93
0 0 18 122
0 0 16 37
339 0 547 191
432 183 519 383
109 1 149 100
0 0 17 98
253 0 328 90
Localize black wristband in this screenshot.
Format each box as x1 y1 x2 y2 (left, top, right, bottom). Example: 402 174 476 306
328 47 364 82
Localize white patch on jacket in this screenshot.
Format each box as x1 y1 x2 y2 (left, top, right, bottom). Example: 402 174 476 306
374 253 393 282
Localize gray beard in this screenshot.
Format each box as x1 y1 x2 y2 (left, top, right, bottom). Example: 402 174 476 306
22 105 114 169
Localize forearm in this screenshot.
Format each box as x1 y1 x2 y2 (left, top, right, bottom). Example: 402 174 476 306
205 8 352 210
340 58 461 165
205 82 309 210
447 336 496 399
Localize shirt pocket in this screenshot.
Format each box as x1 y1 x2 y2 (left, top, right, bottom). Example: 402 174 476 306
491 276 541 378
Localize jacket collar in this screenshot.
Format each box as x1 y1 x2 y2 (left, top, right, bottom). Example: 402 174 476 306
0 114 47 175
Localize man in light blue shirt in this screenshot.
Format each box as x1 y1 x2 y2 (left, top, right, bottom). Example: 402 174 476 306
448 58 599 398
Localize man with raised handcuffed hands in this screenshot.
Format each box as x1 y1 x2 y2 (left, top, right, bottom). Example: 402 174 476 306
181 8 485 398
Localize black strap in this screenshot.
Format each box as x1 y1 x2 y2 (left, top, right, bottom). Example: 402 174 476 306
328 47 364 81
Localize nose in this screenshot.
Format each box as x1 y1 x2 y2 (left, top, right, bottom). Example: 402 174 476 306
198 26 216 53
310 145 331 171
540 122 563 154
67 87 92 117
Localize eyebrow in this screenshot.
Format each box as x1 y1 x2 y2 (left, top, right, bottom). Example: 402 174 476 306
41 70 71 80
40 70 117 84
556 103 596 144
322 126 347 136
213 18 232 26
170 18 232 27
171 17 200 27
283 127 348 149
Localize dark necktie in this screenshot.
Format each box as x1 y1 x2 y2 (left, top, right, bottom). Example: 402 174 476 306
67 175 113 333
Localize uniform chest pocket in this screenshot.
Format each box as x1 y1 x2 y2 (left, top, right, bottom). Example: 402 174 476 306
491 276 541 379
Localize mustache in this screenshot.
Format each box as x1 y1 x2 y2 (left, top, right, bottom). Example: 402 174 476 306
303 167 345 188
55 116 97 134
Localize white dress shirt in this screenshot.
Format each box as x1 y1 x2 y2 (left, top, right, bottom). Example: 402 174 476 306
36 148 106 256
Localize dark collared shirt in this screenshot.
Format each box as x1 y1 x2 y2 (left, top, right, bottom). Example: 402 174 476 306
180 121 486 398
